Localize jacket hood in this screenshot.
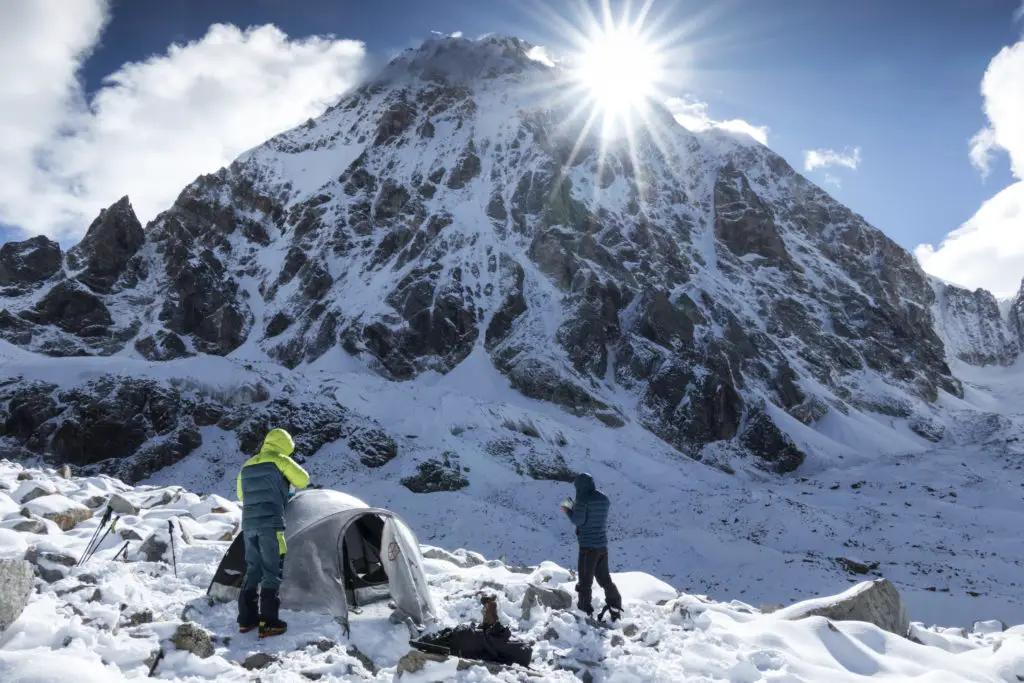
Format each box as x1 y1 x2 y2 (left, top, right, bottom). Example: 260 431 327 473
261 428 295 456
574 473 596 497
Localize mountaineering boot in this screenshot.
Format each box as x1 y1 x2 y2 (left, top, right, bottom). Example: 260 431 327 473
258 588 287 639
597 605 622 623
237 589 259 633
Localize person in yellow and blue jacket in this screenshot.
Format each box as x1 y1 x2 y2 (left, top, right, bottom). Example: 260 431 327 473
236 428 309 638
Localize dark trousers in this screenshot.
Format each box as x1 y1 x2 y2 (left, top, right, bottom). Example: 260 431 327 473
242 529 285 592
576 547 621 613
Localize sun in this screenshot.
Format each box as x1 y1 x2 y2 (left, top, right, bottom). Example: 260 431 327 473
574 22 664 119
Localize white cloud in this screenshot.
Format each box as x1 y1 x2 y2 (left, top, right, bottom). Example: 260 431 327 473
0 1 366 239
803 147 861 172
916 38 1024 296
664 97 769 146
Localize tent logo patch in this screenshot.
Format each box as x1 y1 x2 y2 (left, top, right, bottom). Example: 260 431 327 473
388 541 401 562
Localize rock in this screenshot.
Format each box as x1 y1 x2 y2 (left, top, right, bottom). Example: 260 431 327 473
135 528 171 563
106 493 141 516
134 331 191 361
12 479 58 504
2 516 47 534
171 622 214 658
422 547 486 568
25 546 77 583
67 196 145 294
128 609 154 626
349 429 398 468
972 619 1006 635
395 650 448 676
59 465 72 479
242 652 278 670
20 280 114 336
21 494 92 531
521 584 573 620
0 235 62 288
15 472 33 481
347 646 377 674
835 557 879 575
401 453 469 493
0 551 33 632
774 579 910 637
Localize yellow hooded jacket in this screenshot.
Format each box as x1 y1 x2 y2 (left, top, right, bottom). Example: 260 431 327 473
237 429 309 545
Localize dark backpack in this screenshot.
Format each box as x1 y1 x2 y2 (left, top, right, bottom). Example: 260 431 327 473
411 623 533 667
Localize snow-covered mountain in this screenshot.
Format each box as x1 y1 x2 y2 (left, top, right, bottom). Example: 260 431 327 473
2 34 1024 627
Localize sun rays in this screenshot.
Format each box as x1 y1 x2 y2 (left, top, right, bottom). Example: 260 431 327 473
515 0 716 207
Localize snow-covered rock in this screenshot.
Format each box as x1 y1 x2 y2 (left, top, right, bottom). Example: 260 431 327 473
20 494 91 531
774 578 910 636
106 492 140 516
0 529 31 633
0 464 1019 681
12 479 57 504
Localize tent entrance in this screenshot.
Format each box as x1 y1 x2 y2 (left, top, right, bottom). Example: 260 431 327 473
341 514 389 607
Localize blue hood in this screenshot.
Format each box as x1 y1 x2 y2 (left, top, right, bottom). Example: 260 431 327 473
574 473 596 497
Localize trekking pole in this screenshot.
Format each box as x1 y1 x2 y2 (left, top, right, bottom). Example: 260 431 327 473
168 519 178 577
82 515 120 565
113 540 130 562
78 506 113 566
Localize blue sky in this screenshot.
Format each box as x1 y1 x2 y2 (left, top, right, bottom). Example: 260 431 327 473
2 0 1023 293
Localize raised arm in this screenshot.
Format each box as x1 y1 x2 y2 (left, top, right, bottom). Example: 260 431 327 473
278 455 310 490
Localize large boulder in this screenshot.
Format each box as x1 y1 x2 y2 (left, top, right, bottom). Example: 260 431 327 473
0 530 32 633
521 584 573 620
774 579 910 637
21 494 92 531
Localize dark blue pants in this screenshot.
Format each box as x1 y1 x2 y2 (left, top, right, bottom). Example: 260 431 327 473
242 529 285 592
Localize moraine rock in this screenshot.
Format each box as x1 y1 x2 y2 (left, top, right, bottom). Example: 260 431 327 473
12 479 58 504
521 584 573 620
774 578 910 637
171 622 215 659
106 492 141 516
0 530 32 633
21 494 92 531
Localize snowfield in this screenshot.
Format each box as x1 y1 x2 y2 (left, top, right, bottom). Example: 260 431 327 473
2 462 1024 682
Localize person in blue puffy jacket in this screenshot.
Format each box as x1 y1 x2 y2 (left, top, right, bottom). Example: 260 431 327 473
561 472 622 620
236 428 309 638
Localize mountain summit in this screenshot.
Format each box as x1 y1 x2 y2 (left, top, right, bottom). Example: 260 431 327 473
0 33 1021 477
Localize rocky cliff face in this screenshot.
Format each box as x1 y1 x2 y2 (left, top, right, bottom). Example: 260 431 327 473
0 34 1015 477
931 278 1023 367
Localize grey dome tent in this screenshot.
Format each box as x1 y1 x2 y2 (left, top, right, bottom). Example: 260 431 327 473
208 489 436 630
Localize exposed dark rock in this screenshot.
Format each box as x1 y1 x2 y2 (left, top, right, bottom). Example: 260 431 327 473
739 410 806 473
265 312 293 338
0 236 62 288
401 452 469 493
232 397 350 457
446 144 482 189
20 281 113 337
714 164 795 270
134 331 190 361
67 196 145 294
349 429 398 467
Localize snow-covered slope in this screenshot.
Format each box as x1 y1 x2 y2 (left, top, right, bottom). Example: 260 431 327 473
3 462 1024 683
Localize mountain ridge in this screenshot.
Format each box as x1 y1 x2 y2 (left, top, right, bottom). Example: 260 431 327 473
0 32 1021 480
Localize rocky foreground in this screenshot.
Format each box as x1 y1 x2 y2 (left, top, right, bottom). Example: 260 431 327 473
1 460 1023 682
